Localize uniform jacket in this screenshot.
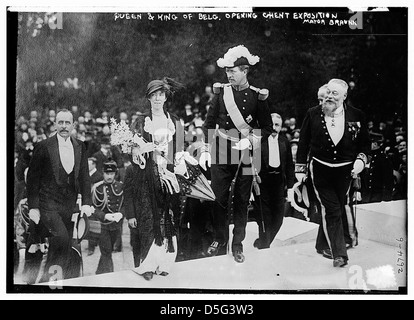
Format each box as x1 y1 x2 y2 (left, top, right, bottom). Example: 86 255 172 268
202 84 273 145
296 104 370 171
27 134 92 211
361 148 394 202
260 134 295 189
92 180 124 231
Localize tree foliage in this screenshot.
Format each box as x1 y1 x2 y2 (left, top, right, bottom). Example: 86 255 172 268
14 9 407 125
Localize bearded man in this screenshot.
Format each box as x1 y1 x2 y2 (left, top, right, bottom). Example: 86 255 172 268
295 79 370 268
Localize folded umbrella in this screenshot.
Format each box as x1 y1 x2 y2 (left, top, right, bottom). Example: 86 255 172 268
175 161 215 202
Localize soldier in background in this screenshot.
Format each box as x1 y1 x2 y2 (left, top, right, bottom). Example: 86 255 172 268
360 132 394 203
91 160 124 274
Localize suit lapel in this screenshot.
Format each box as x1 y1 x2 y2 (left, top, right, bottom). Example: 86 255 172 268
48 135 61 184
72 137 81 180
278 134 286 168
262 137 269 169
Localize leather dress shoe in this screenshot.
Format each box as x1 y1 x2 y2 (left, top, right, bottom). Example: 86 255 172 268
317 249 333 260
207 241 226 257
233 250 245 263
253 238 268 250
142 272 154 281
333 257 348 268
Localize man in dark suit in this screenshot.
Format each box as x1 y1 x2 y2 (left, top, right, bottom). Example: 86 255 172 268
92 136 123 173
88 157 104 185
26 109 92 282
295 79 370 268
253 112 295 249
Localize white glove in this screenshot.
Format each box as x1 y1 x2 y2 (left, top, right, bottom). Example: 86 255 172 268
199 152 211 171
105 214 116 222
232 138 252 151
287 188 295 203
295 173 306 183
351 159 365 177
113 212 123 223
128 218 137 229
81 205 93 217
29 208 40 225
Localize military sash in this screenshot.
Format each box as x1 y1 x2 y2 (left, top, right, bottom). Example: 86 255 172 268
222 85 252 137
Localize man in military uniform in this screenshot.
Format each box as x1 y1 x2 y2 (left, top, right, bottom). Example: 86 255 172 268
91 159 124 274
360 132 394 203
295 78 370 268
200 45 273 263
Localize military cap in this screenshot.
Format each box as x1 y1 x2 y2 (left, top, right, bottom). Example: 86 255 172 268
103 159 118 173
369 132 384 143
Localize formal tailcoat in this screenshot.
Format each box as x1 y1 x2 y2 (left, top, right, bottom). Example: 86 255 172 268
27 134 92 212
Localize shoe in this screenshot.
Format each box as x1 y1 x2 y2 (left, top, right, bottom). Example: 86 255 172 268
207 241 225 257
333 257 348 268
233 250 245 263
346 243 354 250
253 239 266 250
142 272 154 281
317 249 333 260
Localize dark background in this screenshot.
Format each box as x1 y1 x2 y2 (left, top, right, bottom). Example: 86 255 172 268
12 8 408 127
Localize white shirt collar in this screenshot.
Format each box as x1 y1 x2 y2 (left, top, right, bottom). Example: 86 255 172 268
333 106 344 116
269 133 279 141
57 133 72 145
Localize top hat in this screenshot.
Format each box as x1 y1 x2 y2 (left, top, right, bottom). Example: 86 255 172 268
72 212 90 243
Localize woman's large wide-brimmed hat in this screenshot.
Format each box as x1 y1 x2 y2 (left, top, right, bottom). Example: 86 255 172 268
146 77 185 98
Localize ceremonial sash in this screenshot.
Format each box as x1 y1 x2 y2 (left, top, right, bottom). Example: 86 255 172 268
223 85 252 137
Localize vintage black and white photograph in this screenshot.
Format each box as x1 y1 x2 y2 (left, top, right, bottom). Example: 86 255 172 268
7 3 409 297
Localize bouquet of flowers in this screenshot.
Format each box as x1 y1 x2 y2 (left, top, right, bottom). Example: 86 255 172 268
110 118 155 169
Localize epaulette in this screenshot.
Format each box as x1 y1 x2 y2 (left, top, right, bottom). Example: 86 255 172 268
250 85 269 101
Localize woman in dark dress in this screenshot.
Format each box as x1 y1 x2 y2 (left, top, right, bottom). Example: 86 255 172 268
123 78 185 281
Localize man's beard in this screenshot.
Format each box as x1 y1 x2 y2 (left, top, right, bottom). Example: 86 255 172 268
322 101 339 117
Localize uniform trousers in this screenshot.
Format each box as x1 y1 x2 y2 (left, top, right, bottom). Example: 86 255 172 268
210 163 253 253
310 160 353 260
96 226 119 274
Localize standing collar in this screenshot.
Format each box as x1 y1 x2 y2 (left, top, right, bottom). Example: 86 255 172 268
232 82 250 92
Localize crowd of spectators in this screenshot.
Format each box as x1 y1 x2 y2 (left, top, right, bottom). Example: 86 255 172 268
13 93 408 264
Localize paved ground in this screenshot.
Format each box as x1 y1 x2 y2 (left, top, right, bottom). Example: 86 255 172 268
35 238 405 292
13 201 407 293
